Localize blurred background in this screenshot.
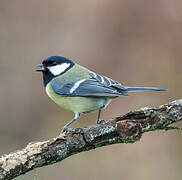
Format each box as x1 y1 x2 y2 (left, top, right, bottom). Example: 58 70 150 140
0 0 182 179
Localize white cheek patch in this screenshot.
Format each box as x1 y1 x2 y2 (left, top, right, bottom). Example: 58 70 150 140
48 63 70 76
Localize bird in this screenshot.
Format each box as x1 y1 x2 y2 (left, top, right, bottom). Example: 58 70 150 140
36 56 166 132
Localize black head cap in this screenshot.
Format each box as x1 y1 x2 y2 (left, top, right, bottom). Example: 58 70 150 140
42 56 74 67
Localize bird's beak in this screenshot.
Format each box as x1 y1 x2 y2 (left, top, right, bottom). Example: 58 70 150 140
35 64 45 72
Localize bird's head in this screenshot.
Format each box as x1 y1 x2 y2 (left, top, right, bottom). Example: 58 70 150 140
36 56 75 86
36 56 75 77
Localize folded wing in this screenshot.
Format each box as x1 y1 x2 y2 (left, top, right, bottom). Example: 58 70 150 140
51 77 127 97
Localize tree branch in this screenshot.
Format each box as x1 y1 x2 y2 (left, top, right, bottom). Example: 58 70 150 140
1 99 182 180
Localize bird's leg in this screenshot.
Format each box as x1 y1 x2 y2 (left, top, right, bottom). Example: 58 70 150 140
96 109 105 124
61 112 81 133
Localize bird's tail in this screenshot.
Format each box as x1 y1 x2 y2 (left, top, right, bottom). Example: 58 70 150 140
124 86 167 92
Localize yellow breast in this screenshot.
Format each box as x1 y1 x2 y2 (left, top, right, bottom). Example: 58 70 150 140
46 83 112 113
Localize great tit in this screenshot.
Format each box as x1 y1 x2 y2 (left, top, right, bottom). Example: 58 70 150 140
36 56 166 132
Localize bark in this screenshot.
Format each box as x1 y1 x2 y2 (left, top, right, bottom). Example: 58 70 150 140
0 99 182 180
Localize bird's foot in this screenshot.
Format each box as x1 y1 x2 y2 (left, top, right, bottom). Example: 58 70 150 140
96 119 105 124
60 126 73 135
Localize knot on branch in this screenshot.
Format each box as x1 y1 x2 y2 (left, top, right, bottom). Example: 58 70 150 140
117 121 142 141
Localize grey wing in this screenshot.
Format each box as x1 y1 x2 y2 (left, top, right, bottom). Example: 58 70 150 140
89 72 127 90
51 77 127 97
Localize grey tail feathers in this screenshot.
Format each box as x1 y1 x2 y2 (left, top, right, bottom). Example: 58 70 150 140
124 86 167 92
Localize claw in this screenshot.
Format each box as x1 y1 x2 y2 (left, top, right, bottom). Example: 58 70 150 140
60 126 73 135
60 112 81 135
96 119 105 124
